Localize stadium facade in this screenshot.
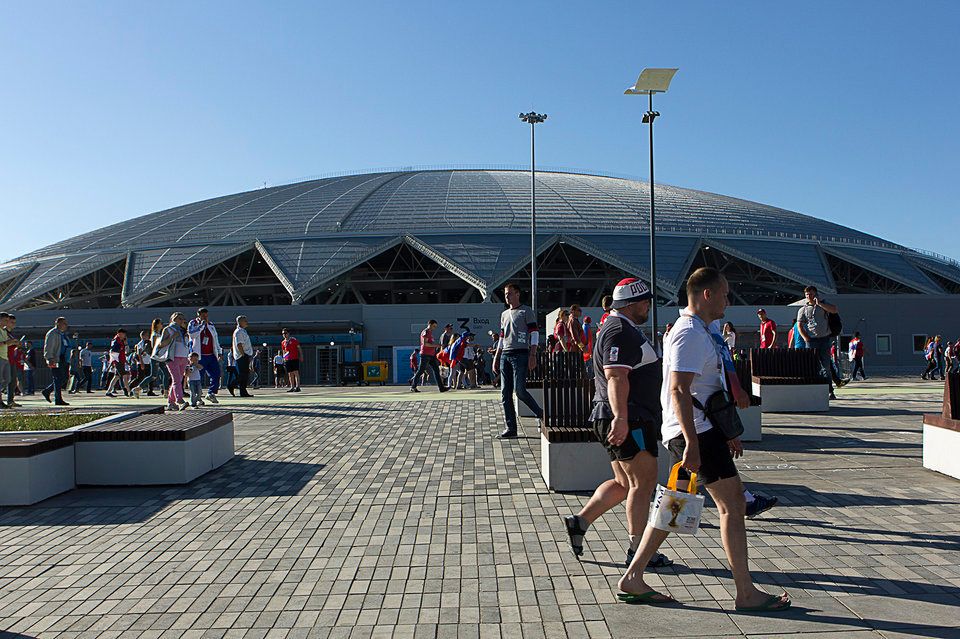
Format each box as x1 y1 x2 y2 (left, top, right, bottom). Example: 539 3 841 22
3 168 959 378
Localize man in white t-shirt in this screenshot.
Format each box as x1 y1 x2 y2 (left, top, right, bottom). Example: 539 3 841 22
618 267 790 612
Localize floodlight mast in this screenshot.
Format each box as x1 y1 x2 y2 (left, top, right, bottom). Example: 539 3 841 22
519 112 547 321
624 68 677 347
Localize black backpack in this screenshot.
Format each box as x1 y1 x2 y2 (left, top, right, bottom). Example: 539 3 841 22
827 312 843 337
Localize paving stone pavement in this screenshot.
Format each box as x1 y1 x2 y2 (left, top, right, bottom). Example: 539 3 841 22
1 379 959 638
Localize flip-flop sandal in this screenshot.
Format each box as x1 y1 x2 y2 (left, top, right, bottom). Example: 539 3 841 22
563 515 588 558
735 594 792 613
617 590 676 605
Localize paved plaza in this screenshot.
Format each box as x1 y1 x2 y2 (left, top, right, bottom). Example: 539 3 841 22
1 379 959 638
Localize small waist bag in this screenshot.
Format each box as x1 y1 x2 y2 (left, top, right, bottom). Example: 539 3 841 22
692 390 744 440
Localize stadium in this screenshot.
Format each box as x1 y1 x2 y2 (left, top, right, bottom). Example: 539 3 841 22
3 167 959 377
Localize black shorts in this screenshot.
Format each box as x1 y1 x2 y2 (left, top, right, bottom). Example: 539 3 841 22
274 365 286 376
593 419 659 462
667 427 738 485
285 359 299 373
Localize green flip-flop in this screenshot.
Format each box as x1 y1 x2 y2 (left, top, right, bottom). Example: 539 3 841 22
617 590 676 605
735 593 792 613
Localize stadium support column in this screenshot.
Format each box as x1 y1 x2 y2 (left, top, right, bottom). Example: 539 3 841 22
624 68 677 348
519 112 547 319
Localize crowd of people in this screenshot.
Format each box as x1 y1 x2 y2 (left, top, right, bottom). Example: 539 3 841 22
921 335 960 380
0 309 306 410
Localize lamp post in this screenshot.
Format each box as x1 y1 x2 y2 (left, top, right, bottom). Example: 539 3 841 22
625 68 678 344
519 112 547 319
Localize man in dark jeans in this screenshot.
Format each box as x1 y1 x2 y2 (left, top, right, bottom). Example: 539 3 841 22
410 319 447 393
796 285 845 399
492 283 543 439
23 341 37 395
42 317 70 406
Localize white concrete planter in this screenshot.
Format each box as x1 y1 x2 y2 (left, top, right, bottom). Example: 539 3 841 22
923 423 960 481
753 381 829 413
0 440 75 506
540 435 672 493
514 387 544 418
75 419 234 486
540 435 612 492
739 405 762 441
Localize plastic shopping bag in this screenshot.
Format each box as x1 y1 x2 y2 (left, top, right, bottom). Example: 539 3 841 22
649 462 705 535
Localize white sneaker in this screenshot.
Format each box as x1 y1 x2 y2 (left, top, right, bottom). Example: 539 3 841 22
205 393 219 404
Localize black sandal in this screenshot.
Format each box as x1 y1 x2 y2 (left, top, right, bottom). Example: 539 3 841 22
564 515 588 558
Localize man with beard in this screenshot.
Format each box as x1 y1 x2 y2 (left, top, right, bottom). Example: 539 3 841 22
563 278 673 570
617 268 790 611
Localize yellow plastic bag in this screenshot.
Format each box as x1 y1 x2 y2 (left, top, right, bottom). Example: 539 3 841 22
649 462 704 535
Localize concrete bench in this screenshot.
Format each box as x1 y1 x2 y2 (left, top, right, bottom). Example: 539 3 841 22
749 349 830 413
514 387 544 418
733 358 763 441
539 425 672 492
75 410 235 485
751 376 829 413
0 433 76 506
923 375 960 480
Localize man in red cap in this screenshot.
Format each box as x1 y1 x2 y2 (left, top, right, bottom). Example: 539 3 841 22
757 308 777 349
564 277 673 571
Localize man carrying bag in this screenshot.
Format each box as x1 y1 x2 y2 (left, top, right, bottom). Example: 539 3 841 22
617 267 790 612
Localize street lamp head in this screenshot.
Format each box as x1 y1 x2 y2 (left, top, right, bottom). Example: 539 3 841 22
641 110 660 124
519 112 548 124
624 67 678 95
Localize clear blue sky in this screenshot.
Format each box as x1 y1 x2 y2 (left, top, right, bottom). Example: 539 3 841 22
1 1 957 263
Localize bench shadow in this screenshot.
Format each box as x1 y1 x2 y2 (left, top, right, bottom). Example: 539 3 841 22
755 433 920 456
0 455 324 527
740 482 947 509
677 598 959 639
745 516 960 552
822 406 923 417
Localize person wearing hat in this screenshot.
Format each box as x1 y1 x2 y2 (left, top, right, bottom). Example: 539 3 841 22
187 308 222 404
564 277 674 572
619 267 790 611
757 308 777 349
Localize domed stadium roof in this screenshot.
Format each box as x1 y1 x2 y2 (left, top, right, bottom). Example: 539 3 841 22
1 168 959 310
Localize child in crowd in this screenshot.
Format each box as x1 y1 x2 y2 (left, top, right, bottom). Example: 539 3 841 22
186 353 205 408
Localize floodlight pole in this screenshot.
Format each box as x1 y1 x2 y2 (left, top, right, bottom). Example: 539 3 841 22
520 112 547 320
646 92 659 344
625 68 676 345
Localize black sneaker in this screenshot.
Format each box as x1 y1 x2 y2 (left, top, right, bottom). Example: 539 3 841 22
42 389 52 403
625 548 675 569
496 429 518 439
410 387 420 393
746 494 779 519
564 515 588 558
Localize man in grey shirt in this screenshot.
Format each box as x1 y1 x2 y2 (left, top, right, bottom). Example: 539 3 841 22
492 283 542 439
796 285 843 398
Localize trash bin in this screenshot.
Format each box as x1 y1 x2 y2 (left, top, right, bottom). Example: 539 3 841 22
362 361 389 385
339 362 362 386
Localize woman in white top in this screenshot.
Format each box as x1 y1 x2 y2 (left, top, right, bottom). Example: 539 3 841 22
722 322 737 351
